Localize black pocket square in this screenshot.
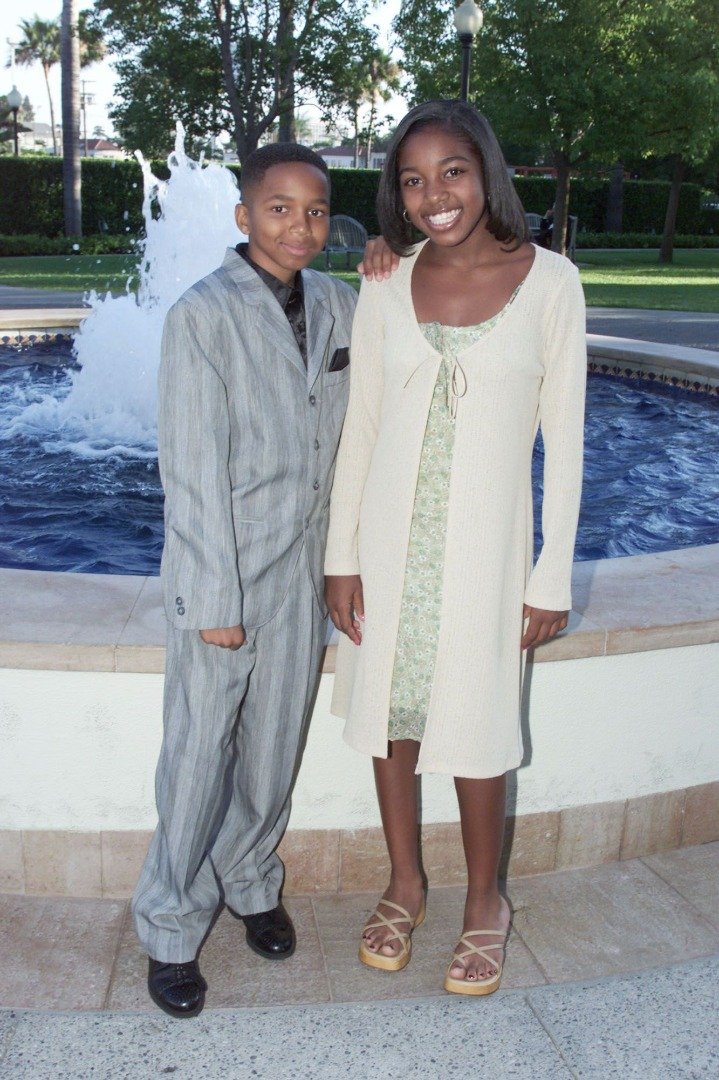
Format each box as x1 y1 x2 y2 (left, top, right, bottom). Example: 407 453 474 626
328 346 350 372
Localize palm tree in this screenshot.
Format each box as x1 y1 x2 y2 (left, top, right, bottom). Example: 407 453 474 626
15 17 61 155
361 52 401 168
15 12 103 159
344 50 401 167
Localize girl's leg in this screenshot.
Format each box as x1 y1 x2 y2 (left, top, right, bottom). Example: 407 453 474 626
362 739 425 957
450 774 511 981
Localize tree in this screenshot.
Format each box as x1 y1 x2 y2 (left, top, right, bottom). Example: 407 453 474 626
16 12 103 157
630 0 719 262
95 0 379 162
316 48 400 167
21 96 36 123
61 0 82 234
16 17 61 154
395 0 644 255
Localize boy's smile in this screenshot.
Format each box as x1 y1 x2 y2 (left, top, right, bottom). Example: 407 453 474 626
235 162 330 285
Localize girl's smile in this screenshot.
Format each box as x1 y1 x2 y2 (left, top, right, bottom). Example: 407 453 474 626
398 126 488 250
424 207 463 231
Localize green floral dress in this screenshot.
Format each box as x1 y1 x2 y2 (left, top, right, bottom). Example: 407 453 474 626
387 293 520 742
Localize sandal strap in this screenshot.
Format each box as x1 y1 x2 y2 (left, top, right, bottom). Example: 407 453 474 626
363 899 415 952
451 929 508 970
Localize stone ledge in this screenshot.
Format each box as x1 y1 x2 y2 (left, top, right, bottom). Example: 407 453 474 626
0 308 88 332
586 333 719 392
0 544 716 673
1 782 716 898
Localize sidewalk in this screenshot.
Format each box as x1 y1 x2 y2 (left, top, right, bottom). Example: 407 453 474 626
1 843 717 1077
2 285 719 351
1 958 717 1079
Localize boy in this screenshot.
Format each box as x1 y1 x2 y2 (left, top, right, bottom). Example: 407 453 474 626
133 143 357 1017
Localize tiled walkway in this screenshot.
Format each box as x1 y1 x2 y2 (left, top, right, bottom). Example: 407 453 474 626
2 843 718 1012
1 845 718 1078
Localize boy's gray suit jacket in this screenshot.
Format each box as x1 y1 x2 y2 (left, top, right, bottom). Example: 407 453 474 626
158 246 357 631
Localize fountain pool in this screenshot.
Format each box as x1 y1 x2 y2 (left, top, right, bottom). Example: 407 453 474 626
1 129 717 896
0 345 718 573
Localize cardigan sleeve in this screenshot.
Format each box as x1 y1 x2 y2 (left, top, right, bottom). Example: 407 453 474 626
524 265 587 611
324 278 385 575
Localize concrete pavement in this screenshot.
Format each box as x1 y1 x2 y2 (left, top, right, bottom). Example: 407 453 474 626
586 307 719 351
1 285 719 351
1 958 717 1078
1 843 718 1078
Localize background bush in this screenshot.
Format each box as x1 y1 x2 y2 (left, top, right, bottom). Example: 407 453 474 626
0 234 138 257
0 156 711 243
575 232 719 249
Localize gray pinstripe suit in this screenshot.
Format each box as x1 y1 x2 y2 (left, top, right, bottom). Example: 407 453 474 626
133 248 356 963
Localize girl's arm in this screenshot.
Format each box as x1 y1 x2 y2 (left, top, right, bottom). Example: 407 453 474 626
524 265 587 615
325 278 385 641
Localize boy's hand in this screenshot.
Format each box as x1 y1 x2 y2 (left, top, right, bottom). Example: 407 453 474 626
200 625 246 650
357 236 400 281
521 605 568 650
325 575 364 646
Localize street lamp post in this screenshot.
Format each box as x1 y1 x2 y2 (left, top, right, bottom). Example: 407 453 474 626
7 84 22 156
453 1 484 102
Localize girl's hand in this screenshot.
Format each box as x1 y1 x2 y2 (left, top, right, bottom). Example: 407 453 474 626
200 625 246 649
325 574 365 645
521 605 568 650
357 236 400 281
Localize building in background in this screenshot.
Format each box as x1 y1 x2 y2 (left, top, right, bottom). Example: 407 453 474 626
317 145 386 169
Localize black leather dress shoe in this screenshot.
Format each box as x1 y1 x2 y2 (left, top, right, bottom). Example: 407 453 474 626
238 904 296 959
148 958 207 1018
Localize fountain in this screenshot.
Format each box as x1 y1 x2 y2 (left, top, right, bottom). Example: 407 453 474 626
5 124 245 458
0 127 717 898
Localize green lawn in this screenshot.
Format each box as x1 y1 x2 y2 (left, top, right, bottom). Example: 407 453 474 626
1 249 717 312
577 249 719 312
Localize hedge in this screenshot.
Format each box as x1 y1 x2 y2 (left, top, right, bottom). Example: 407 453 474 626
0 233 138 257
0 156 711 239
576 232 719 249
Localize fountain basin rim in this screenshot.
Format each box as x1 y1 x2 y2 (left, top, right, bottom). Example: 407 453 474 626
0 544 716 675
2 311 718 389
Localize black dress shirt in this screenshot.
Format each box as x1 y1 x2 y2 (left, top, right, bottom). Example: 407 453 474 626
237 243 307 366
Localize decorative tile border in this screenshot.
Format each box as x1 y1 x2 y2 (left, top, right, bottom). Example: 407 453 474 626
0 330 75 348
2 783 716 899
587 360 719 395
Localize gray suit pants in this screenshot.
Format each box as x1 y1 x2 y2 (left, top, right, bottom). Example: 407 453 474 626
133 558 324 963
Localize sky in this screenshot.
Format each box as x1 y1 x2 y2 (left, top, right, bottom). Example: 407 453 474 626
1 0 405 139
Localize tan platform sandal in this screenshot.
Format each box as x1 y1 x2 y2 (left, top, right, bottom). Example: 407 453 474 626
443 926 509 996
358 897 426 972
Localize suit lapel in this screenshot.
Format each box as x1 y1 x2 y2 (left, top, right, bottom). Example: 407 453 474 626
304 275 335 388
258 295 307 376
220 246 306 377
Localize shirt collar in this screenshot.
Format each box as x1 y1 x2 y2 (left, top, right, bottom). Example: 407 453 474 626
236 243 303 309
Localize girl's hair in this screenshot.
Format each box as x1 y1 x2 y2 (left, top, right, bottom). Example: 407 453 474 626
377 99 529 255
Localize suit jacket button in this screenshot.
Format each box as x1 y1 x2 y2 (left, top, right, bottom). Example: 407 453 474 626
309 394 316 405
177 606 185 616
312 480 320 490
175 596 184 605
314 439 320 450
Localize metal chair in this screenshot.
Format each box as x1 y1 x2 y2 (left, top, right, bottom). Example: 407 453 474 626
325 214 368 269
525 212 543 238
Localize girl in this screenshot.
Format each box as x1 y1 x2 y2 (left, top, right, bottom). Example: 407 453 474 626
325 100 586 996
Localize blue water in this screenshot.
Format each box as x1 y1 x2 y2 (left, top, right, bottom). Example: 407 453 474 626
0 342 717 574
